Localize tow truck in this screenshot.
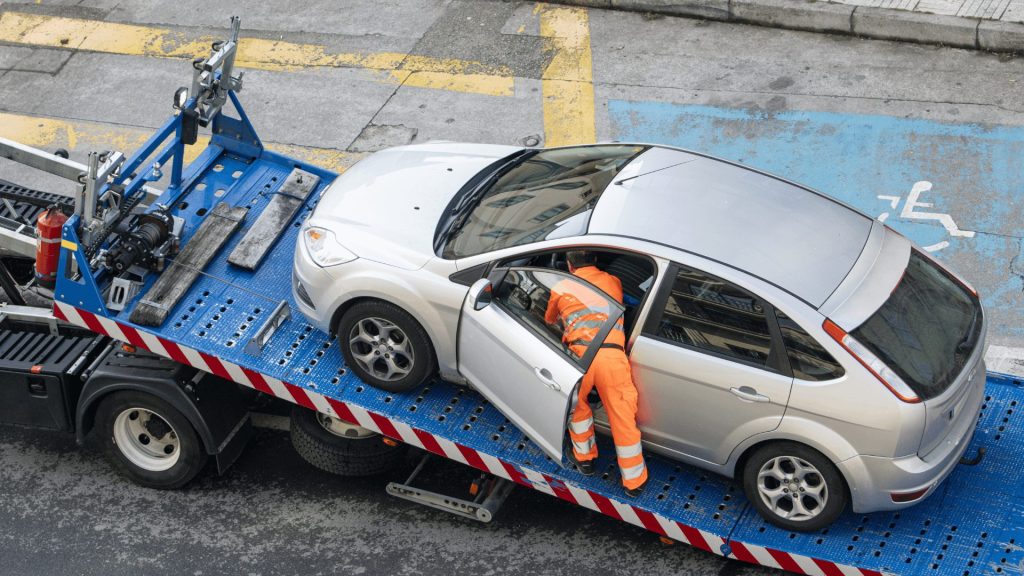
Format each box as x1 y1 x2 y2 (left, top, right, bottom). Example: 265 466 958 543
3 20 1023 575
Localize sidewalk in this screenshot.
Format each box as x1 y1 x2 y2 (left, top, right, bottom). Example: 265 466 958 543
551 0 1024 52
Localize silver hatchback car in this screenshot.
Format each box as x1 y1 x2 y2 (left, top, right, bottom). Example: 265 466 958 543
292 143 986 531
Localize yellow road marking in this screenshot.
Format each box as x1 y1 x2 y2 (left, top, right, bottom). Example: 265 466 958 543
538 4 595 147
0 112 361 174
0 12 514 97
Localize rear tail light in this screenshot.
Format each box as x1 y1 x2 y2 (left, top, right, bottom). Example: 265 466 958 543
823 319 921 404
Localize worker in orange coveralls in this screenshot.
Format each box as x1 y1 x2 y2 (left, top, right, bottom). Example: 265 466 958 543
544 250 648 497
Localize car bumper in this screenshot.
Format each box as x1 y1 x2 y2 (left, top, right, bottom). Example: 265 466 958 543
291 238 336 334
839 367 985 513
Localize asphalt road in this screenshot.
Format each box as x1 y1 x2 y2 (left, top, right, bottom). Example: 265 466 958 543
0 422 764 576
1 0 1023 574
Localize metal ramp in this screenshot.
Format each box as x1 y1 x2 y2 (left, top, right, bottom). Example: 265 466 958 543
50 137 1024 575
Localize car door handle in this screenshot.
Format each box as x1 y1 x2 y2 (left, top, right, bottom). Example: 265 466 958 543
534 367 561 391
730 386 769 403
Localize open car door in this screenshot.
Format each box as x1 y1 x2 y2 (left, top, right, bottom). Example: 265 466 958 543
457 267 624 463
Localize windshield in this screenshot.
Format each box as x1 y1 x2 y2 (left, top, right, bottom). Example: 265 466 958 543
851 250 981 400
441 145 646 259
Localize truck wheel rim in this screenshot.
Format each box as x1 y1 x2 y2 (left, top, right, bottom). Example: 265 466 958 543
113 408 181 472
348 316 415 382
316 412 376 439
756 455 828 522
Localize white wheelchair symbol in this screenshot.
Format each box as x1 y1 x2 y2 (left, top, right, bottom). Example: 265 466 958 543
877 181 975 252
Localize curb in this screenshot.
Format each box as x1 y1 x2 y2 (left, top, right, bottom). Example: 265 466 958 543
546 0 1024 54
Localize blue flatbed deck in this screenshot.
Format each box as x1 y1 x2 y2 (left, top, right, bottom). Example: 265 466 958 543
52 101 1024 576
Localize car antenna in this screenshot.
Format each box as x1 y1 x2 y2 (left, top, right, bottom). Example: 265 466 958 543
614 158 699 186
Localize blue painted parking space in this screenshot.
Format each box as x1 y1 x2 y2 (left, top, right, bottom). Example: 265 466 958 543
607 102 1024 346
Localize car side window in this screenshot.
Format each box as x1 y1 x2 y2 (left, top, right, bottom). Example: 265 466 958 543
775 311 845 381
645 265 775 369
492 268 623 369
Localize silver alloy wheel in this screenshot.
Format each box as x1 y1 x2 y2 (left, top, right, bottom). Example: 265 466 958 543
756 455 828 522
316 412 376 439
348 316 415 382
112 407 181 472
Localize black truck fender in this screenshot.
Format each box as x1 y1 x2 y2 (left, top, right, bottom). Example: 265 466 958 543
76 343 253 474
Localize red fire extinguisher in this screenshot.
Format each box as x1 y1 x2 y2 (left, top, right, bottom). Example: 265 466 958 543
35 206 67 289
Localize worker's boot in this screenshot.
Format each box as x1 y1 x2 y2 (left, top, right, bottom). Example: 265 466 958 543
624 479 647 498
567 452 596 476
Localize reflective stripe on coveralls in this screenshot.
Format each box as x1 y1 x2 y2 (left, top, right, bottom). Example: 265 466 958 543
545 265 648 490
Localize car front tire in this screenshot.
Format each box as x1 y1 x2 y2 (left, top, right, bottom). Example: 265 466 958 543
337 300 435 393
742 442 847 532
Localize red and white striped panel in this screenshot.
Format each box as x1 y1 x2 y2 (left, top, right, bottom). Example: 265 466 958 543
53 300 889 576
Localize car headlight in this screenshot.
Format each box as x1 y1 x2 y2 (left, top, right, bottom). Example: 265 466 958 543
303 226 357 267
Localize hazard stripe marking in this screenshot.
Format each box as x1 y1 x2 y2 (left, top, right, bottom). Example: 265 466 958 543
542 474 578 504
94 315 127 342
77 308 107 335
728 541 759 564
769 548 805 573
177 345 211 373
565 483 600 512
434 437 468 465
263 375 295 403
198 352 231 380
326 399 357 426
813 558 846 576
285 384 317 410
389 421 425 449
413 428 445 456
679 524 712 552
632 508 666 536
500 461 531 487
521 467 555 496
304 391 336 418
586 491 622 521
456 444 488 471
117 323 149 349
241 367 274 395
368 411 401 440
655 515 687 542
59 305 886 576
792 554 827 576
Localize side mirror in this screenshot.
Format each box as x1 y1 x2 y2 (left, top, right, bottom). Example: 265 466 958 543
469 278 494 311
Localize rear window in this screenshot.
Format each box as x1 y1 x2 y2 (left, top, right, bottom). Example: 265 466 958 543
850 251 981 400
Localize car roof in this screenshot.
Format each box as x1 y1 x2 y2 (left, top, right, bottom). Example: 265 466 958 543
587 146 873 307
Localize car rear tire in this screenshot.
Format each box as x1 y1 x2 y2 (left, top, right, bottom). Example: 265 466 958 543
337 300 435 393
290 406 408 476
95 391 206 489
742 442 847 532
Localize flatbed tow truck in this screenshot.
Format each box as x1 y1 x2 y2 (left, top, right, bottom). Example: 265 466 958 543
3 20 1024 576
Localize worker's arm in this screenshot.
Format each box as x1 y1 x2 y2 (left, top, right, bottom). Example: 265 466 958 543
544 288 561 325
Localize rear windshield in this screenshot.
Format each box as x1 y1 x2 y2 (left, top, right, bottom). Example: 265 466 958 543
851 250 981 400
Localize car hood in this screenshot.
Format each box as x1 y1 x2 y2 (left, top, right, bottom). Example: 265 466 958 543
307 142 522 270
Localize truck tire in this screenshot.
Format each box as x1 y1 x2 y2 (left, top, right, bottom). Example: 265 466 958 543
290 406 407 477
95 391 206 489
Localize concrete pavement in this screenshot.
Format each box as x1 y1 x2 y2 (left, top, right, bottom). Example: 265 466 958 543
551 0 1024 52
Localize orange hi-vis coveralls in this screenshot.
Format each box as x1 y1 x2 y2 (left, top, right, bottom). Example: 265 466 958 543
544 265 648 490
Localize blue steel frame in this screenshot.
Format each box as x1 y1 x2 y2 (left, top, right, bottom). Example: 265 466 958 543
55 92 263 314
